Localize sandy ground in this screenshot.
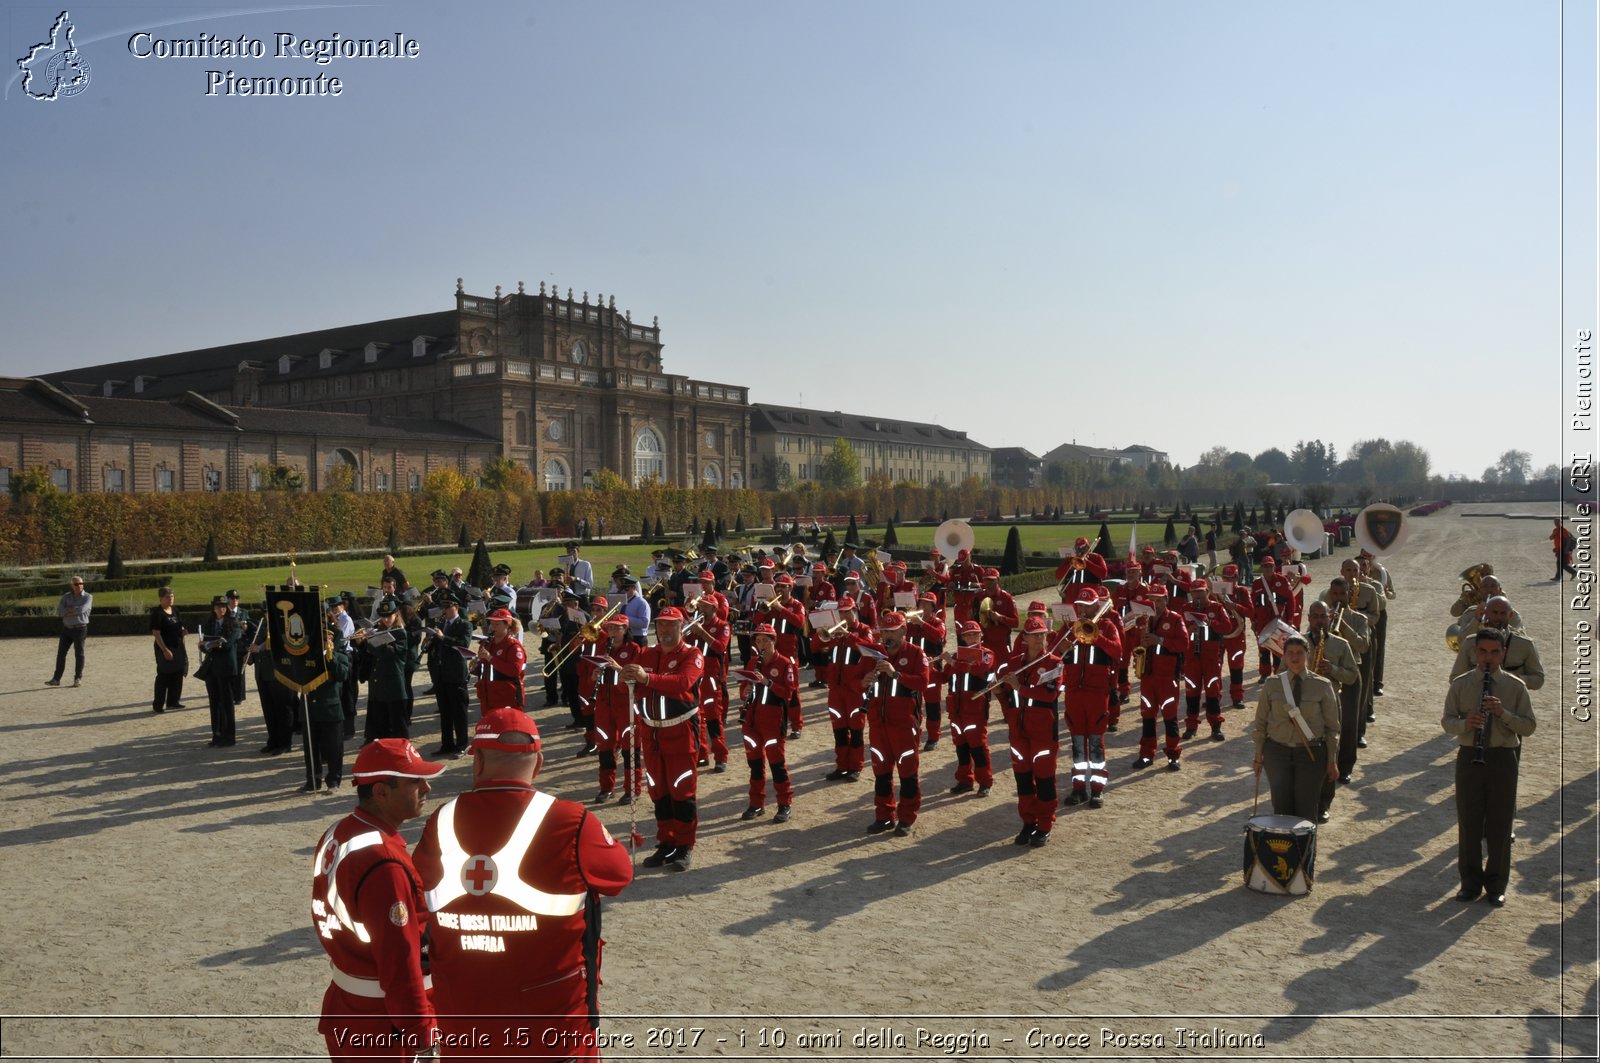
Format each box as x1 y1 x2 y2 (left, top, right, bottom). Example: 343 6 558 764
0 502 1594 1062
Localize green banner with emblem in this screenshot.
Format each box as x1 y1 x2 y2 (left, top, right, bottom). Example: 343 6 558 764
265 587 330 695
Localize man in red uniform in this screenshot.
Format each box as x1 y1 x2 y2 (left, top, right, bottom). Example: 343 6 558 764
907 592 946 751
686 581 732 773
1179 579 1244 743
942 620 996 796
977 568 1019 659
819 596 876 781
843 573 878 627
581 616 646 804
620 607 705 871
1217 564 1252 708
1249 557 1294 681
1055 536 1109 590
413 709 632 1060
1109 560 1150 721
862 612 929 836
1060 587 1122 808
765 575 808 737
312 738 441 1061
999 615 1064 847
737 623 797 823
474 608 526 712
948 549 983 624
1133 587 1190 771
1553 517 1579 579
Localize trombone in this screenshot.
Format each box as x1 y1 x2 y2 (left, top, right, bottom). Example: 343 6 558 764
1068 598 1114 643
543 600 624 676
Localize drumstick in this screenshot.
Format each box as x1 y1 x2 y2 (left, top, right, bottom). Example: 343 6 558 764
1252 768 1260 816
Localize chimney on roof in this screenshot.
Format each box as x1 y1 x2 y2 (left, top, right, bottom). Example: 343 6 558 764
364 342 379 364
102 380 120 397
133 375 151 394
320 348 335 369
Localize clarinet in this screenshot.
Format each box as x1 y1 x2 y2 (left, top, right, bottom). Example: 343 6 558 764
1471 669 1494 765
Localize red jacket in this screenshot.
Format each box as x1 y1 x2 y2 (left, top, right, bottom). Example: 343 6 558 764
413 781 632 1051
312 810 436 1048
476 634 526 710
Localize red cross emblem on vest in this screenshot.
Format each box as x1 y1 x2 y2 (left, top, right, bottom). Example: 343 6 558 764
462 854 498 896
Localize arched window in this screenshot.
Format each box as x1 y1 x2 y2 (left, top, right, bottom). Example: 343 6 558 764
544 458 570 491
327 448 361 491
633 426 665 485
703 463 721 488
514 411 529 446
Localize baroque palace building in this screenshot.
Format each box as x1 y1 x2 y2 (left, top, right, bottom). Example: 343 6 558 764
749 403 990 487
25 280 751 493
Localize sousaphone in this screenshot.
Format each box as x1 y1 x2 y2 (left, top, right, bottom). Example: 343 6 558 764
1283 508 1326 557
1353 503 1410 556
934 518 975 561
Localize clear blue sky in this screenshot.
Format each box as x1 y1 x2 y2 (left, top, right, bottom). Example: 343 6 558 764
2 1 1592 479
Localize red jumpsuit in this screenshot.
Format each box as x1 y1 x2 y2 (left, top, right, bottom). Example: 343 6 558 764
979 587 1019 659
1001 650 1064 836
944 645 997 789
1055 551 1109 586
1225 582 1252 707
948 561 983 624
312 810 436 1061
580 640 646 798
475 634 526 711
739 650 798 811
1111 578 1150 711
1138 609 1191 765
413 780 633 1060
1061 619 1123 800
863 640 929 827
822 623 876 773
633 642 705 850
688 615 731 769
1181 600 1235 733
908 615 947 743
1250 573 1294 678
765 595 808 733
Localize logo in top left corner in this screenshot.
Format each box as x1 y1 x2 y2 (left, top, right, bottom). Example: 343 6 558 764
18 11 91 101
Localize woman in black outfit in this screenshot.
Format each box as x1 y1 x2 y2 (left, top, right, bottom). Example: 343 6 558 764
197 595 238 746
149 587 187 714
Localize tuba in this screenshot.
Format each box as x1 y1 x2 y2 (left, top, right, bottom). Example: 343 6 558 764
934 519 975 562
1459 562 1492 602
1283 508 1326 557
1446 621 1463 652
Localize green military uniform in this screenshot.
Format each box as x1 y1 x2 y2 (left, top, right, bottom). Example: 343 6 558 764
1442 668 1535 901
1253 668 1340 821
308 646 350 789
1307 629 1361 815
362 621 411 742
1452 630 1544 690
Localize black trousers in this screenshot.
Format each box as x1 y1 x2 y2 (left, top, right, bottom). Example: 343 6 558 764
364 698 410 742
1263 738 1327 821
259 683 295 751
51 627 86 682
436 682 471 751
310 720 344 786
205 673 236 745
153 655 185 711
1455 746 1519 895
1372 608 1388 694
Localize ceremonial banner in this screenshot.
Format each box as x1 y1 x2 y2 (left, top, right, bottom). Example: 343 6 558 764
265 587 330 695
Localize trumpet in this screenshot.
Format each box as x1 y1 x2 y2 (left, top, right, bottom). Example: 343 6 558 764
1070 598 1115 643
543 600 624 676
818 617 849 639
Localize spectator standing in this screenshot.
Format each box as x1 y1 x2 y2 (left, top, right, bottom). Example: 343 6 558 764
47 575 92 688
149 587 187 713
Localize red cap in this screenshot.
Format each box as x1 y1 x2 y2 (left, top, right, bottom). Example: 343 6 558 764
1073 586 1099 605
487 608 516 623
1221 564 1239 576
656 606 686 622
351 738 444 785
878 611 906 630
774 574 794 586
957 549 971 560
957 620 982 636
843 572 861 583
758 559 775 570
698 570 717 583
1027 600 1048 613
1190 579 1210 593
1148 586 1170 598
1074 536 1090 548
1141 544 1157 554
750 623 776 638
1126 561 1144 572
838 595 857 610
1022 616 1049 635
812 562 827 572
1260 557 1278 567
603 614 629 629
918 592 936 604
983 567 1001 580
471 708 542 754
590 595 608 610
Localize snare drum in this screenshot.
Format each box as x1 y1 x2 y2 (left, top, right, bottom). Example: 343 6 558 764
1242 814 1317 895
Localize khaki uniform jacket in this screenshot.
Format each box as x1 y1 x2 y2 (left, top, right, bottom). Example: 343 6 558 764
1306 631 1360 690
1441 668 1535 749
1451 631 1545 691
1315 596 1371 657
1253 670 1340 764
